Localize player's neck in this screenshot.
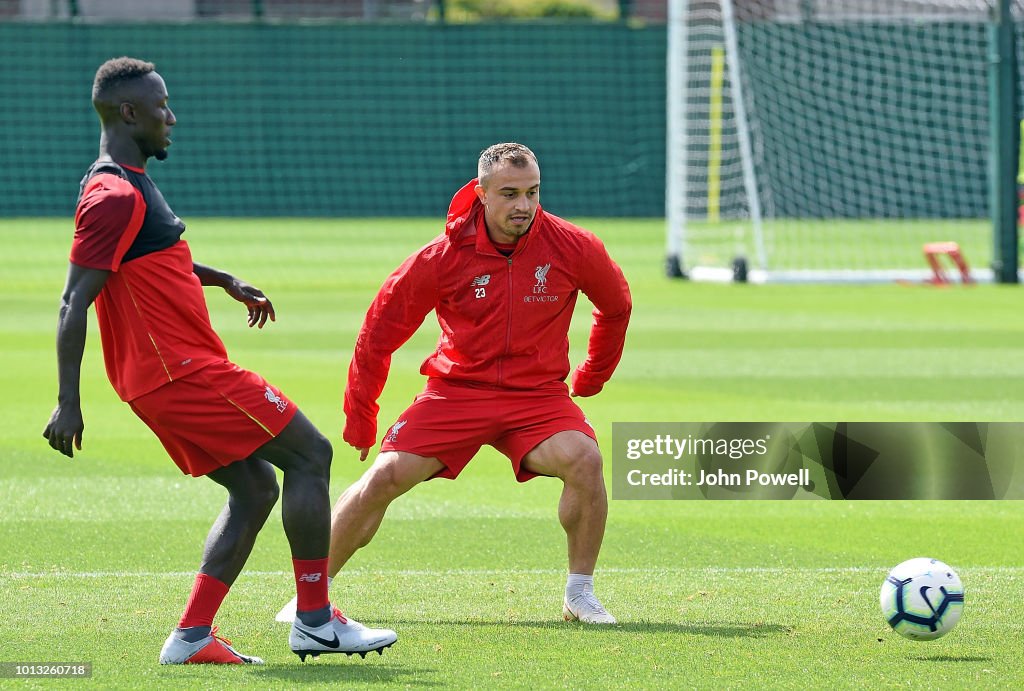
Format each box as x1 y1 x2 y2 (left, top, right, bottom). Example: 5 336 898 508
99 131 146 171
484 221 526 246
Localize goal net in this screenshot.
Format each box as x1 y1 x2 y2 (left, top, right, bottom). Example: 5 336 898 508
666 0 1004 282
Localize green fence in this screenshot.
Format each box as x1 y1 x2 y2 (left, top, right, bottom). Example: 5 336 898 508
0 23 666 218
0 21 1018 218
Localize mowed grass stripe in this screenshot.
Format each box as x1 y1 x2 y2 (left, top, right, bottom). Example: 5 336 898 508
5 566 1024 579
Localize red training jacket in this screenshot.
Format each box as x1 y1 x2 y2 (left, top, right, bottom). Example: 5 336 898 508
343 179 632 448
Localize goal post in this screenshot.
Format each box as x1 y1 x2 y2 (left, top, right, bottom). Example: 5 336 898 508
666 0 1020 283
990 0 1020 284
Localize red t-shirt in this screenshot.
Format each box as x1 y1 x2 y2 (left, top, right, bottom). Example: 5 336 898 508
71 169 228 401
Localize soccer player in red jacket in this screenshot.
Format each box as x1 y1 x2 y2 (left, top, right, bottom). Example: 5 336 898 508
42 57 396 664
278 142 632 624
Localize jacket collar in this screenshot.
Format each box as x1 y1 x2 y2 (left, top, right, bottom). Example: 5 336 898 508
445 179 480 240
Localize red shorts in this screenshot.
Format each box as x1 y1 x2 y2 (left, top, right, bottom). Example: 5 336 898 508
380 379 597 482
129 361 297 477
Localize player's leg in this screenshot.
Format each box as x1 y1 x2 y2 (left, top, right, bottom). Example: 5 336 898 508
329 450 444 573
203 459 281 582
275 450 443 623
520 430 616 624
161 411 332 664
249 408 332 562
130 373 279 665
520 430 607 575
253 409 399 659
275 381 482 625
159 458 279 665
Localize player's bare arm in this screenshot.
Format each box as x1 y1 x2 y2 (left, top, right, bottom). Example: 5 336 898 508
42 263 110 458
192 262 276 328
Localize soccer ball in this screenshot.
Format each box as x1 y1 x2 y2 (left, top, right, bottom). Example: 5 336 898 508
879 558 964 641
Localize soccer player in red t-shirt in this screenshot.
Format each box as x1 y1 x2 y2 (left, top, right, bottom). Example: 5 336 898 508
276 143 632 624
42 57 396 664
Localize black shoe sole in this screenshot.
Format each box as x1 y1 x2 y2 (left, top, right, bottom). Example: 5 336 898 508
293 641 395 662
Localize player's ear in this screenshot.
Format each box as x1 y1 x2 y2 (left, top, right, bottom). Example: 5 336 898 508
474 184 486 204
119 101 136 124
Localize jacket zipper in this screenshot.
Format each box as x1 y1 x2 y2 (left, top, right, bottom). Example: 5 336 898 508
499 256 514 387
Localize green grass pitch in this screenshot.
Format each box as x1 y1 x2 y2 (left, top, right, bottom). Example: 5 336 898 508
1 217 1022 688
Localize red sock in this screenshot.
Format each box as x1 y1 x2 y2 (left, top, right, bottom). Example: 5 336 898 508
177 573 229 629
293 557 330 612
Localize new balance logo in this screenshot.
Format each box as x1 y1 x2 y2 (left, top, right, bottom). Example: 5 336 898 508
265 386 289 413
298 572 322 583
384 420 407 443
471 275 491 287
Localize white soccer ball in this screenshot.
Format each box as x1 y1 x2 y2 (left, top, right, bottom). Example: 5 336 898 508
879 557 964 641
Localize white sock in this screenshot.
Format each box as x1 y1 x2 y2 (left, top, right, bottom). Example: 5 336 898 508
565 573 594 601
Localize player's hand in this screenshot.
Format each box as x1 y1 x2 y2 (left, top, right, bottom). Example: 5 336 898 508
225 279 276 329
569 369 601 398
42 403 84 458
351 445 371 462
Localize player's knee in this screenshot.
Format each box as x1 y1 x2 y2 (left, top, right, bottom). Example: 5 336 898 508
318 431 334 463
304 431 334 476
253 478 281 513
563 444 604 483
239 463 280 513
361 456 411 502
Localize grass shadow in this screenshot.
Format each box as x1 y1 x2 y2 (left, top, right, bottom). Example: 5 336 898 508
245 663 442 685
909 654 993 663
389 618 790 638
